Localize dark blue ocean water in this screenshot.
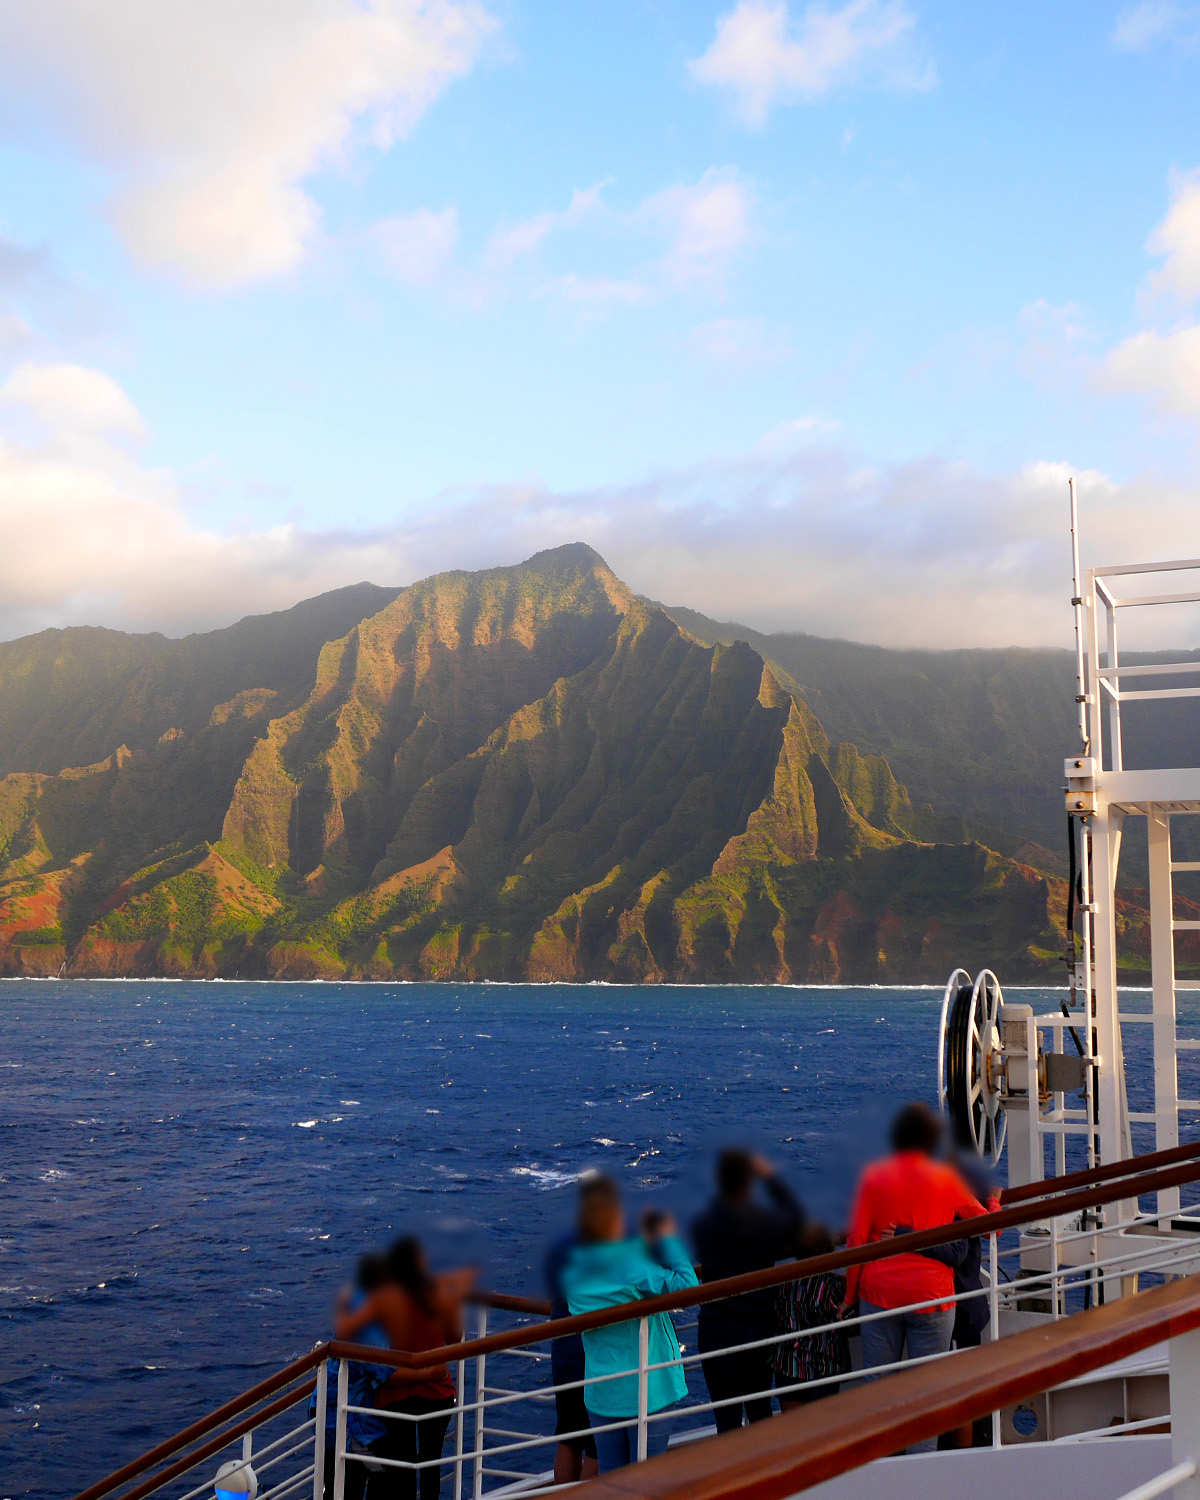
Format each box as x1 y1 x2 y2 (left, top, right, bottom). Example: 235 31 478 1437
0 981 1182 1499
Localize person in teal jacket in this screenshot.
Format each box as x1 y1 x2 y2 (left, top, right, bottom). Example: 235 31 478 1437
562 1176 699 1473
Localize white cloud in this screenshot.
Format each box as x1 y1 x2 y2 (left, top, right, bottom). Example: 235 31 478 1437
689 316 792 370
485 184 608 268
757 413 840 446
0 1 496 287
548 274 648 310
1094 175 1200 423
1145 171 1200 304
1112 0 1200 51
0 362 147 440
4 362 1199 651
689 0 932 129
374 207 459 284
644 171 751 287
482 171 752 308
0 361 402 638
1103 325 1200 420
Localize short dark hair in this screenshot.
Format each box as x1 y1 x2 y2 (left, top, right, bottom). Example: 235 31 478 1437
890 1102 943 1156
355 1251 389 1293
716 1148 754 1200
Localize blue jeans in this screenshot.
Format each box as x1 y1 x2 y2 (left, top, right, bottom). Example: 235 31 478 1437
585 1411 671 1473
858 1301 955 1454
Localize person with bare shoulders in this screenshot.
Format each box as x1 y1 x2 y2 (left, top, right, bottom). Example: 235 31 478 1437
337 1236 474 1500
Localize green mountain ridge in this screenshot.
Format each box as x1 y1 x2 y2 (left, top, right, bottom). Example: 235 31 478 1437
0 546 1074 984
662 603 1200 885
0 582 401 777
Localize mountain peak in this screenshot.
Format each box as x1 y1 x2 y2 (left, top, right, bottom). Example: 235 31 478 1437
519 541 610 572
0 546 1069 984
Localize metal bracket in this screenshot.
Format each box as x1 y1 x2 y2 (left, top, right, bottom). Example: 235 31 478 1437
1065 755 1098 815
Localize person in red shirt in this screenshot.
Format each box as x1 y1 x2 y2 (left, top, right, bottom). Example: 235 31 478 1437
842 1103 988 1453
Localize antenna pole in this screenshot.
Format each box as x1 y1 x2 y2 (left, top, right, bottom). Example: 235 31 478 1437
1070 476 1089 755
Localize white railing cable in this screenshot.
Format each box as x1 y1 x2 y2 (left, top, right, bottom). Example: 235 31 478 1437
262 1465 317 1500
1054 1414 1172 1444
253 1435 317 1479
1111 1462 1197 1500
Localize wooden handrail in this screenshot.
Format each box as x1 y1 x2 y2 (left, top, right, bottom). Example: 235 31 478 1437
1001 1137 1200 1204
108 1379 317 1500
472 1288 553 1317
572 1273 1200 1500
70 1353 324 1500
332 1151 1200 1372
72 1142 1200 1500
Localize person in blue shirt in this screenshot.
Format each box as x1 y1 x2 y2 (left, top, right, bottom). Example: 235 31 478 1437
314 1253 394 1500
562 1177 698 1474
543 1179 604 1484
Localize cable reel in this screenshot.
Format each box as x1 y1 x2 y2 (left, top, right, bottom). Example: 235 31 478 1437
937 967 1008 1166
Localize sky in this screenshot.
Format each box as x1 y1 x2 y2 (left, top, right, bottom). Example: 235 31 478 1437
3 0 1200 649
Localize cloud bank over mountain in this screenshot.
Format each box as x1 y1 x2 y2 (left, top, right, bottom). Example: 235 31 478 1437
4 356 1199 650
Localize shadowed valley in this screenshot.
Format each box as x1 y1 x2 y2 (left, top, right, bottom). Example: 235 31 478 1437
0 546 1103 983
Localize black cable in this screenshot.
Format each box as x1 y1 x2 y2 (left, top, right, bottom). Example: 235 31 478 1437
1061 1001 1085 1058
1066 812 1077 965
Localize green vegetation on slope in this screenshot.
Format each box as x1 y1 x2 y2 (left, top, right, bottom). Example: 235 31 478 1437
663 603 1200 882
0 546 1087 982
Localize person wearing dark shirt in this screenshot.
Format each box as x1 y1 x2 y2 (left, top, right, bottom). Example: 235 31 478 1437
691 1149 805 1433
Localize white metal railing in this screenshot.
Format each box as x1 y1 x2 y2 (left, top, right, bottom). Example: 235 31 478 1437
139 1392 318 1500
88 1195 1200 1500
313 1209 1200 1496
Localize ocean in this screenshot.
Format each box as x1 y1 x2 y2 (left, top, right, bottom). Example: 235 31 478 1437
0 980 1178 1499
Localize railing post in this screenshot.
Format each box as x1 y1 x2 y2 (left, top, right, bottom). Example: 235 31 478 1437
333 1359 349 1500
1050 1215 1060 1321
472 1307 488 1500
312 1357 327 1500
990 1232 1001 1447
637 1316 650 1464
1170 1326 1200 1500
453 1349 467 1500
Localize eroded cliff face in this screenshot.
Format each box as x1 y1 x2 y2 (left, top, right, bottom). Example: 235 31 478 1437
0 545 1069 983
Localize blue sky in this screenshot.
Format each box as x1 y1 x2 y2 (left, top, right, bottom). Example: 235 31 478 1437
3 0 1200 647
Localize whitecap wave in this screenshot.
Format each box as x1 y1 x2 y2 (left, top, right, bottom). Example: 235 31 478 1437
510 1166 579 1190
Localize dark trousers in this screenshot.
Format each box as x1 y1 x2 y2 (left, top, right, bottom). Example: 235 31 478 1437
323 1445 367 1500
322 1443 373 1500
698 1324 775 1434
370 1399 453 1500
